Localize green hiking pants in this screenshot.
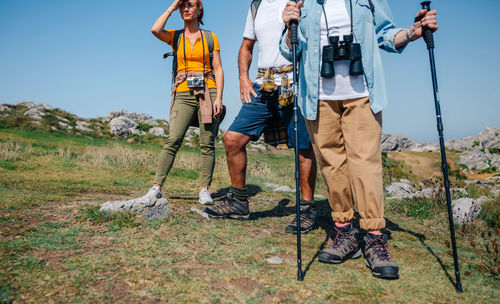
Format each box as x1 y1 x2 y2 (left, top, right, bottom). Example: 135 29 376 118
153 89 219 188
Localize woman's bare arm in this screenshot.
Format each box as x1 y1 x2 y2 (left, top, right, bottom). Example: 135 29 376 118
151 0 181 43
212 50 224 116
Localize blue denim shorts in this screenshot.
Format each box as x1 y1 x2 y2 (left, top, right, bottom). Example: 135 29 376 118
228 84 312 150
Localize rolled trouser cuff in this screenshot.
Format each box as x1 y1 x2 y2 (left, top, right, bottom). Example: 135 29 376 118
360 218 386 231
331 209 355 224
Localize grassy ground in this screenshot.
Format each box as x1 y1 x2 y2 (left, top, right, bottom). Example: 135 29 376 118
0 129 499 303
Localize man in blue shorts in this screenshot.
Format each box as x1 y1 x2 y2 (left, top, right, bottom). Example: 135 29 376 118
205 0 317 233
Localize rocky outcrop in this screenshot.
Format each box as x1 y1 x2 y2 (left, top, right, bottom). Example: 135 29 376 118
100 196 170 220
381 134 438 152
17 101 54 111
454 127 500 171
0 104 12 112
105 110 159 126
385 180 467 200
109 117 140 137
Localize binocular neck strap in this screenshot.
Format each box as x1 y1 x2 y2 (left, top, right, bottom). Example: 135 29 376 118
321 0 354 36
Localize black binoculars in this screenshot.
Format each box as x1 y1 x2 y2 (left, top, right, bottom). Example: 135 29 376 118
321 34 364 78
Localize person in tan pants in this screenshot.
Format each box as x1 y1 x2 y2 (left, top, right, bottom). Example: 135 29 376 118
281 0 438 279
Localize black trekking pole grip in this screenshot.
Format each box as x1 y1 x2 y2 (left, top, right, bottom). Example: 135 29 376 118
290 20 299 46
289 0 299 46
420 1 435 49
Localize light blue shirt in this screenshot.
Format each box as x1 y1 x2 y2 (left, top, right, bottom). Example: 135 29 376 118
280 0 406 120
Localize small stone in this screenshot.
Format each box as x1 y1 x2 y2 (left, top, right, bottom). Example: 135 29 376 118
266 256 283 265
262 229 272 235
274 186 294 192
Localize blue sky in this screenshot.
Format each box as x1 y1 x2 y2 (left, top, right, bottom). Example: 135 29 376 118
0 0 498 142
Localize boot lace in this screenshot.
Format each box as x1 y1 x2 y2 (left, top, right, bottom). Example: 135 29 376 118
366 235 391 262
330 227 354 250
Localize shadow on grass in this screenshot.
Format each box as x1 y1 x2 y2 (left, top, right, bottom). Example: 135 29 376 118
385 218 456 290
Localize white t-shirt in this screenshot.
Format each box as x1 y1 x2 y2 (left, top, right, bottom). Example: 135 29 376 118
319 0 369 100
242 0 292 86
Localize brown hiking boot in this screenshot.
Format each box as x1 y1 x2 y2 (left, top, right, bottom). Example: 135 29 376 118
318 225 362 264
363 233 399 280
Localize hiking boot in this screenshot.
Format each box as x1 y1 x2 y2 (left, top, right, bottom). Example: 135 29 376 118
318 225 362 264
204 193 250 220
199 189 214 205
145 185 162 199
363 233 399 280
285 205 317 234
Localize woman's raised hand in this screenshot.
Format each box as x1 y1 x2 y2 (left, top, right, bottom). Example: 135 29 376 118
169 0 181 12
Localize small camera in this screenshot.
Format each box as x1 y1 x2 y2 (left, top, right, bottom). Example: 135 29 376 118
187 76 205 88
320 34 364 78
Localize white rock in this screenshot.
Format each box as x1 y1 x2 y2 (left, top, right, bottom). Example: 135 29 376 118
0 104 12 112
385 182 416 199
274 185 294 192
76 120 91 127
58 121 73 130
266 256 283 265
452 196 489 225
76 125 94 133
105 109 158 126
109 116 139 137
24 108 46 120
17 101 54 111
314 194 326 200
100 196 170 220
149 127 166 137
190 207 210 220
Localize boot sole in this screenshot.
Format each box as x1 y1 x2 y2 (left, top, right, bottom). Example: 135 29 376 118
318 248 362 264
365 261 399 280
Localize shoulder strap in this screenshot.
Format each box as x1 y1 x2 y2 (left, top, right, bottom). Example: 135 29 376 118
201 29 214 72
251 0 262 21
171 29 184 82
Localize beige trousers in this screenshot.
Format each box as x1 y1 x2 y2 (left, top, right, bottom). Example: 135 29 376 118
305 96 385 230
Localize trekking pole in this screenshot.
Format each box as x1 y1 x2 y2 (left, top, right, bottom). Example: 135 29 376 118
419 1 462 293
290 0 303 281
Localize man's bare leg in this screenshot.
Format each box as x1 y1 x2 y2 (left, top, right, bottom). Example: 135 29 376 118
224 131 251 188
298 147 317 202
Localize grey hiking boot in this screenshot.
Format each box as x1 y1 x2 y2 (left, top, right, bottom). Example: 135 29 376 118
363 233 399 280
204 193 250 220
199 188 214 205
145 185 162 199
318 225 362 264
285 205 317 234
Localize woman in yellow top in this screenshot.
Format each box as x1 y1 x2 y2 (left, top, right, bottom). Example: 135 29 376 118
149 0 224 205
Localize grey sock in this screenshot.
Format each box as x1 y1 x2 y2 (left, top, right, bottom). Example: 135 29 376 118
230 186 248 201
